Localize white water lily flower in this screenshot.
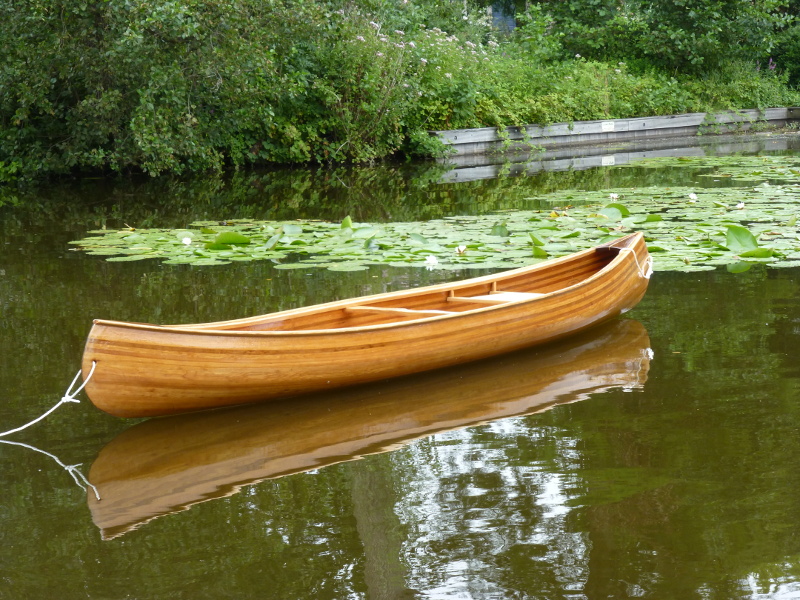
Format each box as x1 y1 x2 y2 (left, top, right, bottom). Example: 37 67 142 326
609 193 619 200
736 202 745 209
182 237 192 246
424 256 439 270
455 245 467 255
688 193 698 202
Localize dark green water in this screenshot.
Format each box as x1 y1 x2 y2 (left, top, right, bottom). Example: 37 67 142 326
2 136 800 599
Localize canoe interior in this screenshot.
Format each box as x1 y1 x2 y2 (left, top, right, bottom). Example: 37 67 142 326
176 243 621 332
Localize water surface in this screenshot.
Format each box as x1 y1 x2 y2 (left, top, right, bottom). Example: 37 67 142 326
2 134 800 599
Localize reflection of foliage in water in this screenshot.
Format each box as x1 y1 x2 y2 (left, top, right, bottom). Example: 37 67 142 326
546 266 800 597
0 157 735 226
3 156 800 270
5 154 800 272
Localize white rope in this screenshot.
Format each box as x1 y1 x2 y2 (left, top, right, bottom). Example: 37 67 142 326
613 246 653 279
0 439 100 500
0 361 96 439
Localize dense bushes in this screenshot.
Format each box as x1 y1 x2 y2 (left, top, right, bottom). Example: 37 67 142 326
535 0 792 73
0 0 281 176
1 0 800 181
772 24 800 87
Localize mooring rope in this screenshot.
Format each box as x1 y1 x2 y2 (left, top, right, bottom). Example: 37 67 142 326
0 361 96 439
626 248 654 279
609 244 653 279
0 439 100 500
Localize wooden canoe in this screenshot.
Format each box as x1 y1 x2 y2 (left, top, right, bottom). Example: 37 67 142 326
87 319 652 539
81 232 651 417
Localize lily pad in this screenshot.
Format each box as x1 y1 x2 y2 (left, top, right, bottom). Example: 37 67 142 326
214 231 251 245
725 224 760 253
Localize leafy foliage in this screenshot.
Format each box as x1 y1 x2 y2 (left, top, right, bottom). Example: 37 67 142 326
535 0 793 73
1 0 799 180
771 23 800 87
634 0 791 73
0 0 281 176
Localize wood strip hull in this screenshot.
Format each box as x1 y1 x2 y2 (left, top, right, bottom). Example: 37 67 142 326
81 233 651 417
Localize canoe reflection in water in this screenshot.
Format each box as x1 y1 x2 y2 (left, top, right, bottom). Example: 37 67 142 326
87 319 652 540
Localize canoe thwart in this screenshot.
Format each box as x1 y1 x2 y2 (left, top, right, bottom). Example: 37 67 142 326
345 306 454 316
448 291 545 304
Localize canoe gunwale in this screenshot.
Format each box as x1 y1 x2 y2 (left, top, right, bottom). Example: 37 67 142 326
89 234 643 338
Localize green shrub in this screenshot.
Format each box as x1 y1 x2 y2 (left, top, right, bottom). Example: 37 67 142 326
771 24 800 88
0 0 280 177
684 61 800 111
261 7 418 163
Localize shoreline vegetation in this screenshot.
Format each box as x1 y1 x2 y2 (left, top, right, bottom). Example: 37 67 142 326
3 0 800 182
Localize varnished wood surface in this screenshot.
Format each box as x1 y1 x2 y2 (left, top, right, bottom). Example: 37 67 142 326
87 319 651 540
81 233 651 417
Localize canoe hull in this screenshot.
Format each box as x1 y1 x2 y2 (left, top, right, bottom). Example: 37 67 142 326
81 233 651 417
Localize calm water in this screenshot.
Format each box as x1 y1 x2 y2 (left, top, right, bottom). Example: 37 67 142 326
2 135 800 599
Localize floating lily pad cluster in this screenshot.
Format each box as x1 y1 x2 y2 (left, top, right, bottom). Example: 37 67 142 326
70 155 800 272
619 154 800 185
522 182 800 271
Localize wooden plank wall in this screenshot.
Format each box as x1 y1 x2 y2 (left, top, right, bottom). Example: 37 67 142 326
433 108 800 156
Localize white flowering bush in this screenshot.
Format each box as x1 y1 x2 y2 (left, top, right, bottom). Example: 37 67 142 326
401 26 499 132
259 2 495 162
309 10 420 161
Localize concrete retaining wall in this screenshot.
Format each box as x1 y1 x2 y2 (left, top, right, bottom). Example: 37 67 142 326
433 108 800 156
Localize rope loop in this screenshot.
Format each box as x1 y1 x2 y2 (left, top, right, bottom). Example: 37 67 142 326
61 360 96 403
609 245 653 279
0 363 101 500
0 361 96 438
